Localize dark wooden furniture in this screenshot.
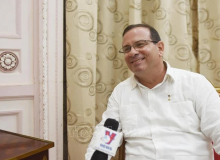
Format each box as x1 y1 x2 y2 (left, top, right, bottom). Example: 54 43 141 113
0 129 54 160
214 149 220 160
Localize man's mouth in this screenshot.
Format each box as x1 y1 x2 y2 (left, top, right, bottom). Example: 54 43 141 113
131 58 145 63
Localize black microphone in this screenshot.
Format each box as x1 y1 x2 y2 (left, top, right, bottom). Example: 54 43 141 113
91 118 119 160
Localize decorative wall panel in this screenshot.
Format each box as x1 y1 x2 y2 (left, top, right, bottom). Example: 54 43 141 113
0 99 34 136
0 0 21 38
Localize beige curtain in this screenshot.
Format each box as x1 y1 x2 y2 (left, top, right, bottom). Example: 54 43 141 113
65 0 220 159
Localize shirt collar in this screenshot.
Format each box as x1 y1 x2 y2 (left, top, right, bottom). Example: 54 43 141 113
164 61 175 82
131 61 175 89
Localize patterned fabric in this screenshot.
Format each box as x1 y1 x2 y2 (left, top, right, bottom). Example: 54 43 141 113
65 0 220 159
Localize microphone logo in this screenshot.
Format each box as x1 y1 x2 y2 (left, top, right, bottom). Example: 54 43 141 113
101 130 116 144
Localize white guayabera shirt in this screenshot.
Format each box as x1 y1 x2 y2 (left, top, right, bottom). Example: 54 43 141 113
85 62 220 160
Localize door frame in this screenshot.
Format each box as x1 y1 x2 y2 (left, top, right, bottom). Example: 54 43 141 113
35 0 63 159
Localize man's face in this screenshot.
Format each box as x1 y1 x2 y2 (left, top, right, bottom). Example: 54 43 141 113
122 27 164 76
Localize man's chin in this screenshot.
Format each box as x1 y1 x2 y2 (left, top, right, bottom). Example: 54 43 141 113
132 68 145 75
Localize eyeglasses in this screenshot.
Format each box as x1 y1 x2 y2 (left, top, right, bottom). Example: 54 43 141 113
119 40 158 54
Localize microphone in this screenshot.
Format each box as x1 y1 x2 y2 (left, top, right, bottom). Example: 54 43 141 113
91 118 119 160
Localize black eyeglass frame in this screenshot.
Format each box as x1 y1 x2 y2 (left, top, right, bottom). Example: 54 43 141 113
119 40 158 54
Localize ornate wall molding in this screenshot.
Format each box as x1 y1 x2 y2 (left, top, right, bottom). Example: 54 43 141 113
55 0 59 158
42 0 48 140
38 0 63 159
0 51 19 72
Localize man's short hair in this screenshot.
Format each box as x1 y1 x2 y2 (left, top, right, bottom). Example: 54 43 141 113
122 24 161 42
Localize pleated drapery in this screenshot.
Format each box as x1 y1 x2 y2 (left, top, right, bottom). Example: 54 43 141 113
65 0 220 159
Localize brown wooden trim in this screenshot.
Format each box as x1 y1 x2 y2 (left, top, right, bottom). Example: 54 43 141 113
215 87 220 93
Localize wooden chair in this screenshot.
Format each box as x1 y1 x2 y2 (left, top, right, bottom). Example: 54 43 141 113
214 149 220 160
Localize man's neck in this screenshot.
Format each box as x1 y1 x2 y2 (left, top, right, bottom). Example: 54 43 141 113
135 62 167 89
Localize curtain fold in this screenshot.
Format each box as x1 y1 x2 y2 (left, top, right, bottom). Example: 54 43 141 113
65 0 220 159
198 0 220 87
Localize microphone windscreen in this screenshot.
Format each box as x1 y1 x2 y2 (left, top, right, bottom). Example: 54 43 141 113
90 118 119 160
104 118 119 131
91 150 108 160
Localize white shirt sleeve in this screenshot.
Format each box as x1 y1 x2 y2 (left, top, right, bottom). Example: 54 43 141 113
85 125 112 160
194 75 220 154
85 86 122 160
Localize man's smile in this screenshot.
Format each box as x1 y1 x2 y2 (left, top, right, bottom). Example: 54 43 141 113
131 57 145 63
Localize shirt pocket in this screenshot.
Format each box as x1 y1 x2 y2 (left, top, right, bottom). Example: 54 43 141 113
168 101 199 132
119 104 139 131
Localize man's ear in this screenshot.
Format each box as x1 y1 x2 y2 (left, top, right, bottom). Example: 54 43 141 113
157 41 164 57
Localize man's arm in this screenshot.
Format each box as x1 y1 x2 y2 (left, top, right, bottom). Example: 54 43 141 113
85 86 122 160
194 75 220 154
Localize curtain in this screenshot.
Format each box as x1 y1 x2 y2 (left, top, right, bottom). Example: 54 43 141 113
65 0 220 159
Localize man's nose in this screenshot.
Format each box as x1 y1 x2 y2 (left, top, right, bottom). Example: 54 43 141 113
127 47 139 57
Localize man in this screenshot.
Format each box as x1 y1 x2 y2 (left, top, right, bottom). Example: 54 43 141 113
85 24 220 160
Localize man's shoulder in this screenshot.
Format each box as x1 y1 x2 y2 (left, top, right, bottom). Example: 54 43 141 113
117 76 133 86
171 67 204 80
113 77 134 92
111 77 134 97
